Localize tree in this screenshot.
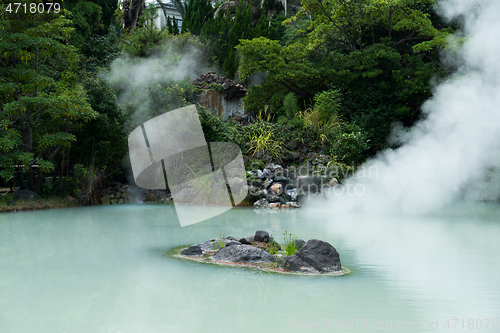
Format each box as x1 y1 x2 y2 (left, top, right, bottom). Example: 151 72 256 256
181 0 213 35
62 0 104 52
0 1 97 190
238 0 453 153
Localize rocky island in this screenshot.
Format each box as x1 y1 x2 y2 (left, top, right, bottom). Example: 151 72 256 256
173 230 349 275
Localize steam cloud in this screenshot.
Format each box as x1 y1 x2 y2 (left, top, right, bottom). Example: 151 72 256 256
105 41 207 127
324 0 500 213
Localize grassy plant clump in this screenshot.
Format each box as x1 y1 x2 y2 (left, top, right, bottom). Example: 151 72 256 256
268 242 279 255
217 233 225 249
283 231 298 256
246 121 284 162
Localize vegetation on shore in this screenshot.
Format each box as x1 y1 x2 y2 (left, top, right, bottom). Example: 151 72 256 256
1 0 459 206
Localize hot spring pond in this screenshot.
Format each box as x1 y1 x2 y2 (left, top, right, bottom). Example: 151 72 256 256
1 203 500 332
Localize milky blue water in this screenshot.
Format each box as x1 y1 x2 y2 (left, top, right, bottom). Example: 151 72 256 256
1 203 499 333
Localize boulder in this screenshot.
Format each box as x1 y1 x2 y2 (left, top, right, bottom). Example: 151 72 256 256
101 195 111 205
295 239 306 250
145 193 157 202
263 168 273 178
13 189 40 201
268 202 280 208
266 194 280 203
254 190 268 199
7 200 17 206
294 239 342 272
286 189 298 201
270 183 283 195
239 237 253 244
262 178 273 189
279 255 319 273
225 240 241 247
198 239 223 251
251 179 263 188
180 244 203 256
254 230 270 242
212 245 276 263
328 178 339 186
254 198 269 208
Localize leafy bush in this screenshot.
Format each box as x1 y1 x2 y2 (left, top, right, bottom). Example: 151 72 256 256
197 106 244 147
245 120 284 162
329 124 370 166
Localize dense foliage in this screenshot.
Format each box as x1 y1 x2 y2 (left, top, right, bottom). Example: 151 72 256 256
182 0 286 78
238 0 452 153
0 0 458 202
0 2 97 190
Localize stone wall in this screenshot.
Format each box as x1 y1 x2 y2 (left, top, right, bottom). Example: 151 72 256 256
198 90 245 120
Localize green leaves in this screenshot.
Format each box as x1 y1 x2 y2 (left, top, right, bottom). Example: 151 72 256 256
0 1 98 188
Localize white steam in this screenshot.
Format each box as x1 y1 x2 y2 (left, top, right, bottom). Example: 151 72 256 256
323 0 500 213
105 42 207 126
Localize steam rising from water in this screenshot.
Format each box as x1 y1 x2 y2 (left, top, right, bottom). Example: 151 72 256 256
106 41 207 126
325 0 500 213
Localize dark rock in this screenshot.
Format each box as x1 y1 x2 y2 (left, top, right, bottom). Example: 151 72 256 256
269 183 283 195
180 244 203 256
7 200 17 206
262 178 273 189
239 237 253 244
263 168 273 179
199 239 223 251
266 194 280 203
225 240 241 247
226 236 239 241
254 230 270 242
101 195 111 205
254 198 269 208
250 179 263 188
328 178 339 186
288 151 300 161
295 239 306 250
254 189 268 199
294 239 342 272
145 193 157 202
13 189 40 201
274 176 290 183
264 163 275 171
286 189 298 201
268 239 281 251
212 245 276 263
279 255 319 273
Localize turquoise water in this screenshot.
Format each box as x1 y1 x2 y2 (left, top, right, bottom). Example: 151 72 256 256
1 203 499 332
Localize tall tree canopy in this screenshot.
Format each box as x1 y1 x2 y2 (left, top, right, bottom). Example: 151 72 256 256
238 0 452 152
0 1 97 190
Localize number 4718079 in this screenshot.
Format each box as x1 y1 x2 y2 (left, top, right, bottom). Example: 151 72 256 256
444 319 498 330
5 2 61 14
